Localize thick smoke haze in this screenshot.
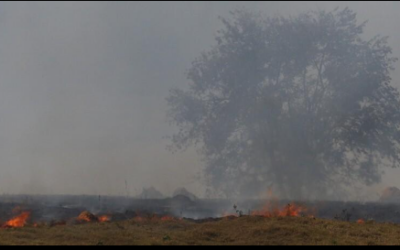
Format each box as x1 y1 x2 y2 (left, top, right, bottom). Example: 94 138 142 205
0 2 399 199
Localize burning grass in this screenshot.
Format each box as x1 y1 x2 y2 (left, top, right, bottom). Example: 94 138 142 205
1 215 400 245
0 196 399 245
250 203 310 218
1 212 31 228
76 211 111 224
0 208 113 229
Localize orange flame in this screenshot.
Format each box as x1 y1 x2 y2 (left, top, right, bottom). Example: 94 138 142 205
77 211 111 223
77 211 97 222
251 203 306 217
98 215 111 223
357 219 365 224
2 212 30 228
250 189 313 218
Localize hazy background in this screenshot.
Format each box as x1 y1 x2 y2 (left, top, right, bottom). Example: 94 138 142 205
0 1 399 199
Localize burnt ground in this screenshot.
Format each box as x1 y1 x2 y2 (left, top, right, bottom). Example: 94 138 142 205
1 194 400 224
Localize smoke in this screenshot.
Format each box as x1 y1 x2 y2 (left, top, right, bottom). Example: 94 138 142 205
0 2 399 200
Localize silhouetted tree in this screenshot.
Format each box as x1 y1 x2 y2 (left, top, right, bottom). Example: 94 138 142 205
167 8 400 199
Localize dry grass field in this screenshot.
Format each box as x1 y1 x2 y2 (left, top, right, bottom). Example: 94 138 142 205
1 215 400 245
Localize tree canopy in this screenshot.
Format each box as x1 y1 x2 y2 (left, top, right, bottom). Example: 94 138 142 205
166 8 400 199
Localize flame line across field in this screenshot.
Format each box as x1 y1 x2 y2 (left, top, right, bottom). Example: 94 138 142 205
0 209 113 229
0 193 369 229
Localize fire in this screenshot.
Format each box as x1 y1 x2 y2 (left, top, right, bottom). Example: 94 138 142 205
357 219 365 224
76 211 111 223
98 215 111 223
251 203 305 217
2 212 31 228
1 208 178 229
77 211 98 222
249 189 313 218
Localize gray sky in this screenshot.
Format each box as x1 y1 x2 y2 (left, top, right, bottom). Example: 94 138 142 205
0 2 399 199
